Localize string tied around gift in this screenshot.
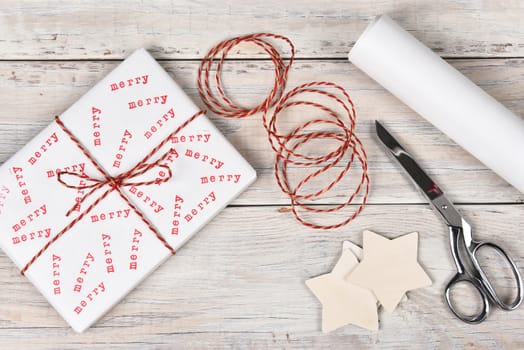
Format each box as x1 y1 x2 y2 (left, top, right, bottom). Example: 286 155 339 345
56 151 173 217
198 33 369 230
20 111 205 276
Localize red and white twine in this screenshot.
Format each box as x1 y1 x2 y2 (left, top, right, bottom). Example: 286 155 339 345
198 33 370 229
20 112 204 275
21 33 369 275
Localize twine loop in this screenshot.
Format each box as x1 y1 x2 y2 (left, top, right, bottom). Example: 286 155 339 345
20 111 204 275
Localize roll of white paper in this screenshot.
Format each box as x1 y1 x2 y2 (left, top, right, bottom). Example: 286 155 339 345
349 15 524 194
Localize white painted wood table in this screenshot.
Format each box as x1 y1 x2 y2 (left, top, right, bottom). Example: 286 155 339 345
1 1 524 348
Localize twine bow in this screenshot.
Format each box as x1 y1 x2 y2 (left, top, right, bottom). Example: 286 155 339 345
57 152 174 217
21 111 204 275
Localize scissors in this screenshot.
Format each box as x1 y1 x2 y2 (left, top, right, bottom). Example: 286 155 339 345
375 121 523 323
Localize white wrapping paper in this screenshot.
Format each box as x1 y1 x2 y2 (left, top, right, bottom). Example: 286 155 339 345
0 48 256 332
349 15 524 194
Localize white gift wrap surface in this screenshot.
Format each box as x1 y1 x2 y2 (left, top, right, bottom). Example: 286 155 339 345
349 15 524 194
0 48 256 332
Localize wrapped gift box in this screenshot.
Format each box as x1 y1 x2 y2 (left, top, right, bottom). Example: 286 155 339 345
0 48 256 332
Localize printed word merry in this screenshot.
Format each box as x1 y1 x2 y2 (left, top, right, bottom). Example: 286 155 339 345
110 75 149 91
46 163 86 178
101 233 115 274
28 132 59 166
12 204 47 232
160 149 179 167
73 281 106 315
143 108 175 139
11 167 31 204
113 129 133 168
201 174 241 184
184 149 224 170
129 228 143 270
184 191 216 223
91 107 102 147
73 252 95 293
171 133 211 144
156 150 179 185
0 185 9 214
91 209 131 222
72 178 87 213
11 227 51 245
171 195 184 235
52 254 61 295
128 95 167 110
128 186 164 213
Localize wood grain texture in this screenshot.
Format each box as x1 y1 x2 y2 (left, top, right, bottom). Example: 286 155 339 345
2 0 524 348
1 0 524 59
0 59 523 204
0 205 523 349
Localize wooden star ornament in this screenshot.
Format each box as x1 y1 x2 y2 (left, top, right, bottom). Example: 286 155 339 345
306 242 378 332
346 230 432 313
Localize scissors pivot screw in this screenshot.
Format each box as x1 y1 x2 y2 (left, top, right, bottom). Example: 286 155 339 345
375 120 524 323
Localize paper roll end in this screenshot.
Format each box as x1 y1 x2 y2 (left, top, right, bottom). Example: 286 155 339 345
348 14 392 62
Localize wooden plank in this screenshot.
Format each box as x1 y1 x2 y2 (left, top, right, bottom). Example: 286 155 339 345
0 204 522 348
0 59 523 204
1 0 524 59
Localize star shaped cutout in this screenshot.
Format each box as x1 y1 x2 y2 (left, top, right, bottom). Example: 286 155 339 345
346 230 432 313
306 242 378 332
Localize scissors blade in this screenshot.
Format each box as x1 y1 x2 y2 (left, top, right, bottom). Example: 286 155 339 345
375 121 463 228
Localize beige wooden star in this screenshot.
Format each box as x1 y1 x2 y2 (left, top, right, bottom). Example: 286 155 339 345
343 240 408 305
306 243 378 332
346 230 432 313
